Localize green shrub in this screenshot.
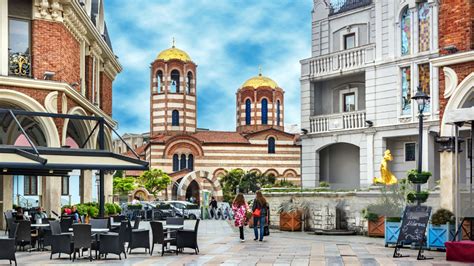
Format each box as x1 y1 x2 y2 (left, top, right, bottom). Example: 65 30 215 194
319 181 330 188
431 208 454 226
114 203 122 214
105 203 116 215
88 206 99 218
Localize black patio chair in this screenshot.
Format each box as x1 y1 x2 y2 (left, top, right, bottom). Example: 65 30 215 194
150 221 176 256
60 217 73 233
98 221 128 259
126 219 150 254
4 211 13 235
112 215 126 223
72 224 93 261
6 218 15 238
49 220 74 260
0 223 17 266
15 220 36 251
166 217 184 239
132 216 141 230
176 219 200 255
90 218 108 229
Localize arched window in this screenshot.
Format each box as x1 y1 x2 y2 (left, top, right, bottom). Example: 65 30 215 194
156 70 163 92
187 72 193 94
268 137 275 154
188 154 194 171
276 100 281 126
180 154 187 170
401 7 411 56
245 99 251 125
172 154 179 172
418 2 430 52
172 110 179 126
171 70 180 93
261 99 268 125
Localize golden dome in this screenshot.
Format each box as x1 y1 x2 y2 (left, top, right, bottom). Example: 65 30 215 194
241 73 278 89
156 46 191 62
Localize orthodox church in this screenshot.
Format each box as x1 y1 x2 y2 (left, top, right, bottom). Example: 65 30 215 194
133 44 301 203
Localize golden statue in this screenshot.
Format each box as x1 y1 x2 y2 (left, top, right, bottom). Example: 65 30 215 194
373 149 398 185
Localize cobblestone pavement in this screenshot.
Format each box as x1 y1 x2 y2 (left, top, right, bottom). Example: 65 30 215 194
12 220 467 265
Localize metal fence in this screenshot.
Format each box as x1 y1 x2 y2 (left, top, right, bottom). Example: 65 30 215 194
329 0 372 15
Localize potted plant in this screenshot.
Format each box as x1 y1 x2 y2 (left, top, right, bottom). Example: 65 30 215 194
427 208 455 249
406 190 430 203
407 169 432 184
362 206 385 237
278 197 310 231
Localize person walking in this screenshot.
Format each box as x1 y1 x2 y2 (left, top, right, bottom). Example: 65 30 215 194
209 196 218 219
252 190 269 242
232 193 248 242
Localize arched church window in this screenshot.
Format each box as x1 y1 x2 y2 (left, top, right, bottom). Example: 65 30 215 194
245 99 251 125
187 72 193 94
180 154 186 170
418 2 430 52
401 7 410 56
173 154 179 172
261 99 268 125
188 154 194 171
156 70 163 92
268 137 275 154
171 70 180 93
276 100 281 126
172 110 179 126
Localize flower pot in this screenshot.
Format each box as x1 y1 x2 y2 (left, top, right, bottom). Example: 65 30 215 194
427 223 455 249
279 211 302 231
384 219 401 247
407 192 429 203
408 172 431 184
368 216 385 237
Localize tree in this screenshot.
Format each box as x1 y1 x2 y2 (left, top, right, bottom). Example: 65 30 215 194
219 169 276 202
138 169 172 197
113 176 136 195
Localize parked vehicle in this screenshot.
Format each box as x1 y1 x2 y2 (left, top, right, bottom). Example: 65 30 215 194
121 201 176 220
166 201 201 219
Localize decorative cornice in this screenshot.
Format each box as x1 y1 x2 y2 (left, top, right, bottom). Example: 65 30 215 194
103 60 118 80
33 0 64 22
431 51 474 67
63 6 87 42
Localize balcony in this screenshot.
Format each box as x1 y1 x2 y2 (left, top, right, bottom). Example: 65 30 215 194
329 0 372 16
303 44 374 79
309 110 366 133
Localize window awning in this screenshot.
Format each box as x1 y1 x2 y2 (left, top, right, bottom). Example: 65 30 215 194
0 145 149 175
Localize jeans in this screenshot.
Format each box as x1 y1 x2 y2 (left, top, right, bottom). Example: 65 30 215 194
253 216 265 240
239 226 244 240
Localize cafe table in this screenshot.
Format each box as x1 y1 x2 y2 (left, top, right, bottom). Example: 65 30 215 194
163 224 184 251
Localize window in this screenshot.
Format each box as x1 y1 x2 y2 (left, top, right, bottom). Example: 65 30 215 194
156 70 163 92
401 7 411 56
405 143 416 161
188 154 194 171
418 63 431 112
401 67 411 116
261 99 268 125
172 154 179 172
172 110 179 126
418 2 430 52
276 100 281 126
343 33 355 50
24 176 37 195
180 154 186 170
187 72 193 94
61 176 69 196
8 18 31 77
343 93 356 112
245 99 251 125
268 137 275 154
170 70 180 93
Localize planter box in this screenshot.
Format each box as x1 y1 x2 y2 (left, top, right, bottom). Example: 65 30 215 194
384 220 401 247
279 211 302 231
462 220 472 240
428 223 455 249
368 216 385 237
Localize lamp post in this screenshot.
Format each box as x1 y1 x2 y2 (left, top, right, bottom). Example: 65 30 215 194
411 87 430 205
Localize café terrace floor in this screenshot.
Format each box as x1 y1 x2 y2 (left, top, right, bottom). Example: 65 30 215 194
10 219 465 266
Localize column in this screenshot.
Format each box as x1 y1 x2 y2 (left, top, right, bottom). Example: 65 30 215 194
42 176 62 217
440 151 455 211
1 175 13 229
366 131 375 185
79 170 92 203
422 128 430 171
104 173 113 203
0 0 8 76
301 138 317 188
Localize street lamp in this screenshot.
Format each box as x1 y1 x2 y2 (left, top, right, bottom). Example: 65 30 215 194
411 87 430 205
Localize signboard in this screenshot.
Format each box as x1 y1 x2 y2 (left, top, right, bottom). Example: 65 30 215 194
393 205 432 260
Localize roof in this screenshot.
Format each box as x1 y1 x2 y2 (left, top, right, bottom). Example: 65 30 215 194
157 46 192 62
124 144 146 159
241 73 279 89
192 131 250 144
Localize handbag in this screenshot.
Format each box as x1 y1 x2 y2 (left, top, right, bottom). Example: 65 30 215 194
264 225 270 236
252 208 261 217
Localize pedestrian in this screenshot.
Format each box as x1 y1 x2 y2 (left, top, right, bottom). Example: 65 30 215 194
209 196 218 218
232 193 249 242
252 190 269 242
71 205 82 223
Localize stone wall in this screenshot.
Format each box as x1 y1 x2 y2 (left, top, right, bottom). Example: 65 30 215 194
264 191 440 234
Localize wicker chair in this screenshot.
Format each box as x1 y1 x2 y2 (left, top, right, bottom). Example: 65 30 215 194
150 221 176 256
176 219 200 254
15 221 36 251
127 219 150 254
49 220 74 260
0 221 17 266
98 221 128 259
72 224 93 261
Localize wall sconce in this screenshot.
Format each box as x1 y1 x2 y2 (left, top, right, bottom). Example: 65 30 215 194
43 71 55 80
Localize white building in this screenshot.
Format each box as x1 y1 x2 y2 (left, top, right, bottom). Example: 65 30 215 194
300 0 442 189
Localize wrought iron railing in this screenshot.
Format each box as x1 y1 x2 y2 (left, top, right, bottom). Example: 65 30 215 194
329 0 372 15
9 52 31 77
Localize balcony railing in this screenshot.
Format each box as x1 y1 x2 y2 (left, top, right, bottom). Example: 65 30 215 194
305 44 374 78
309 110 366 133
329 0 372 16
9 52 31 77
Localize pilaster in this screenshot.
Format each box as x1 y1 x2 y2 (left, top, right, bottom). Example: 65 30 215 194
0 0 8 76
79 170 92 203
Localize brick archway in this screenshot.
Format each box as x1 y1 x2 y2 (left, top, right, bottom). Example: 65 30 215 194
177 170 223 203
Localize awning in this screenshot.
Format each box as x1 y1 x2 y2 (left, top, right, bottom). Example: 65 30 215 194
0 145 149 175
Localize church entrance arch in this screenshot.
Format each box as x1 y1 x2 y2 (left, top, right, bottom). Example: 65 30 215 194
177 170 223 205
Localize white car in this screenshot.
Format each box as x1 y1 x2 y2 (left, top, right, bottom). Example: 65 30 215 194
166 201 201 219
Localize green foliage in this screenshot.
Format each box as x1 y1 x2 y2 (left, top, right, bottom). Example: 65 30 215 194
114 203 122 214
363 184 407 220
278 197 311 215
113 170 124 178
431 208 454 225
407 169 432 184
113 177 137 195
105 203 117 215
87 206 99 218
219 169 276 202
138 169 172 196
273 179 296 188
319 181 330 188
127 204 142 209
362 208 380 222
406 190 430 203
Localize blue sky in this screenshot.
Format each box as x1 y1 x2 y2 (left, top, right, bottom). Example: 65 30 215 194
104 0 313 134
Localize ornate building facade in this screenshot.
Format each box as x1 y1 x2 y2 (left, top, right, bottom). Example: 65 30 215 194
136 45 301 203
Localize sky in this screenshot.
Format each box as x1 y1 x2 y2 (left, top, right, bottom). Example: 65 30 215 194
104 0 313 134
